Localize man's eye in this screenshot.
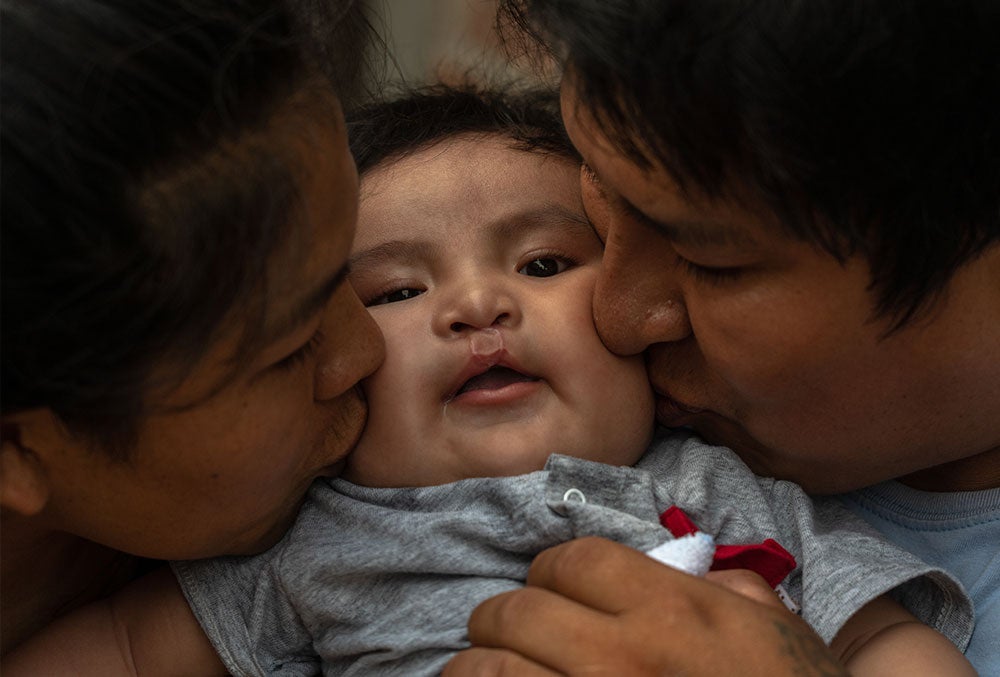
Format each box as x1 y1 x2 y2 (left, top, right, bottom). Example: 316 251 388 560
369 287 424 306
518 257 569 278
676 257 745 284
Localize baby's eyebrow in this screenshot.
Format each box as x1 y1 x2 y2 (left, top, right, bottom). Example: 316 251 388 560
485 204 594 244
349 204 593 271
349 239 435 271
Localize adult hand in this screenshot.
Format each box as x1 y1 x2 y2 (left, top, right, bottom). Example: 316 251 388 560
443 537 846 676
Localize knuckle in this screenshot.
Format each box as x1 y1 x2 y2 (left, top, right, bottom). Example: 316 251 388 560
441 647 525 677
443 648 508 677
706 569 777 604
531 536 619 583
467 589 540 641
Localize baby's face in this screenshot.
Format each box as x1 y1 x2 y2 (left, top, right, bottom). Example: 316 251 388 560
345 135 654 487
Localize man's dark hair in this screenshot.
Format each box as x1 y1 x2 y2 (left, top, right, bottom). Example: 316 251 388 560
1 0 374 456
348 82 579 177
500 0 1000 328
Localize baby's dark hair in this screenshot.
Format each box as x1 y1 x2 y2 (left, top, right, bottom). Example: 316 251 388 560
347 82 579 177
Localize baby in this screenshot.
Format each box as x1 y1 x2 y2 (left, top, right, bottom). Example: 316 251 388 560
5 85 974 676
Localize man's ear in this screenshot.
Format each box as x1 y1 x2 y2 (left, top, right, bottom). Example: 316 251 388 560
1 412 54 516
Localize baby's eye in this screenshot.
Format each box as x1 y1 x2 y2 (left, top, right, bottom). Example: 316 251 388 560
518 257 569 278
368 287 424 306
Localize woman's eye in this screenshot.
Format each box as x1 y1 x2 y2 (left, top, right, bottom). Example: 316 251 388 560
272 330 323 372
368 287 424 306
519 257 569 278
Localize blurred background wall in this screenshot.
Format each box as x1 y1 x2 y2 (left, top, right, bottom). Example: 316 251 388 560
366 0 553 87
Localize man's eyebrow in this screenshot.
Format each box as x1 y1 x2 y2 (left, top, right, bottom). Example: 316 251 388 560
620 197 757 247
585 163 757 248
264 263 350 342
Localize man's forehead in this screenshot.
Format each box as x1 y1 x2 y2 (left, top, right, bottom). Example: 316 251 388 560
562 88 776 248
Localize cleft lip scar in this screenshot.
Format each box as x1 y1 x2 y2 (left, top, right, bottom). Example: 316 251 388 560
469 326 504 360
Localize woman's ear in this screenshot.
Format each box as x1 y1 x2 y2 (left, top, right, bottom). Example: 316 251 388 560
1 414 53 516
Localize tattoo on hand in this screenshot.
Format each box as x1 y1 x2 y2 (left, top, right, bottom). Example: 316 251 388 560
773 619 849 676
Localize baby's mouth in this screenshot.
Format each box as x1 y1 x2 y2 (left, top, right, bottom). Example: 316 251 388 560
455 366 539 396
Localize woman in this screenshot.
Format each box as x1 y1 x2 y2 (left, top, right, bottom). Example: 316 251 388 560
1 0 383 654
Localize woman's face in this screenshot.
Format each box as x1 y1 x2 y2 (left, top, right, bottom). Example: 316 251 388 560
30 101 385 559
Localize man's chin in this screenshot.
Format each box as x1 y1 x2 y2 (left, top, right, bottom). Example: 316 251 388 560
684 416 780 476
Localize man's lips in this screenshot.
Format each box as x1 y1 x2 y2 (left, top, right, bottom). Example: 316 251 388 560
654 390 707 425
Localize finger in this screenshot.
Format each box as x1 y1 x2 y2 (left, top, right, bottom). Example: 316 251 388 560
442 647 561 677
524 536 701 614
466 542 833 676
466 586 630 674
705 569 789 610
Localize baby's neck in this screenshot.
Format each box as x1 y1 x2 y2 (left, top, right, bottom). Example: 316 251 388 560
0 516 138 655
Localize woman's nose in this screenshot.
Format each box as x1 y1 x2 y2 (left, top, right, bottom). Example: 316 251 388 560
592 220 692 356
314 283 385 402
433 275 521 337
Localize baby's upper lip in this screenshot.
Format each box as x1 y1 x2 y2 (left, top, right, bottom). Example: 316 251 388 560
444 351 539 402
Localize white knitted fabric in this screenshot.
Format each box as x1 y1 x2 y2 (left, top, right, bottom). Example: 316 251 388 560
645 532 715 577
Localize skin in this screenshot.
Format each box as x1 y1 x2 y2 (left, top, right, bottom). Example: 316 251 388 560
5 130 975 677
345 135 653 487
3 133 656 676
563 83 1000 496
449 76 999 674
0 95 385 652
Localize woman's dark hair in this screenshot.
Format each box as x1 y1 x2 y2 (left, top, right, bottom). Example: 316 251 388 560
1 0 374 456
500 0 1000 328
348 82 579 177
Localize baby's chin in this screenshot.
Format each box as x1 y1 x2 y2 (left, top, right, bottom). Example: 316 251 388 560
340 442 553 488
340 424 651 488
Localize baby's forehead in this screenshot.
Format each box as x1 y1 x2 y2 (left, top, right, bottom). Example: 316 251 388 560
356 135 582 229
359 131 577 183
351 135 593 261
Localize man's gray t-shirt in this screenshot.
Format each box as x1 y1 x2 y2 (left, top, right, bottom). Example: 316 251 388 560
173 431 973 676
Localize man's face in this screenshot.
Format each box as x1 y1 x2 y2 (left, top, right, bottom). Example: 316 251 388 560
562 82 1000 493
344 135 653 488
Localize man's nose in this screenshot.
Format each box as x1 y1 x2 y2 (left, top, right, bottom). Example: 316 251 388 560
593 227 691 356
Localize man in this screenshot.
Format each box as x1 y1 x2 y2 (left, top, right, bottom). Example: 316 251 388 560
446 1 1000 673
